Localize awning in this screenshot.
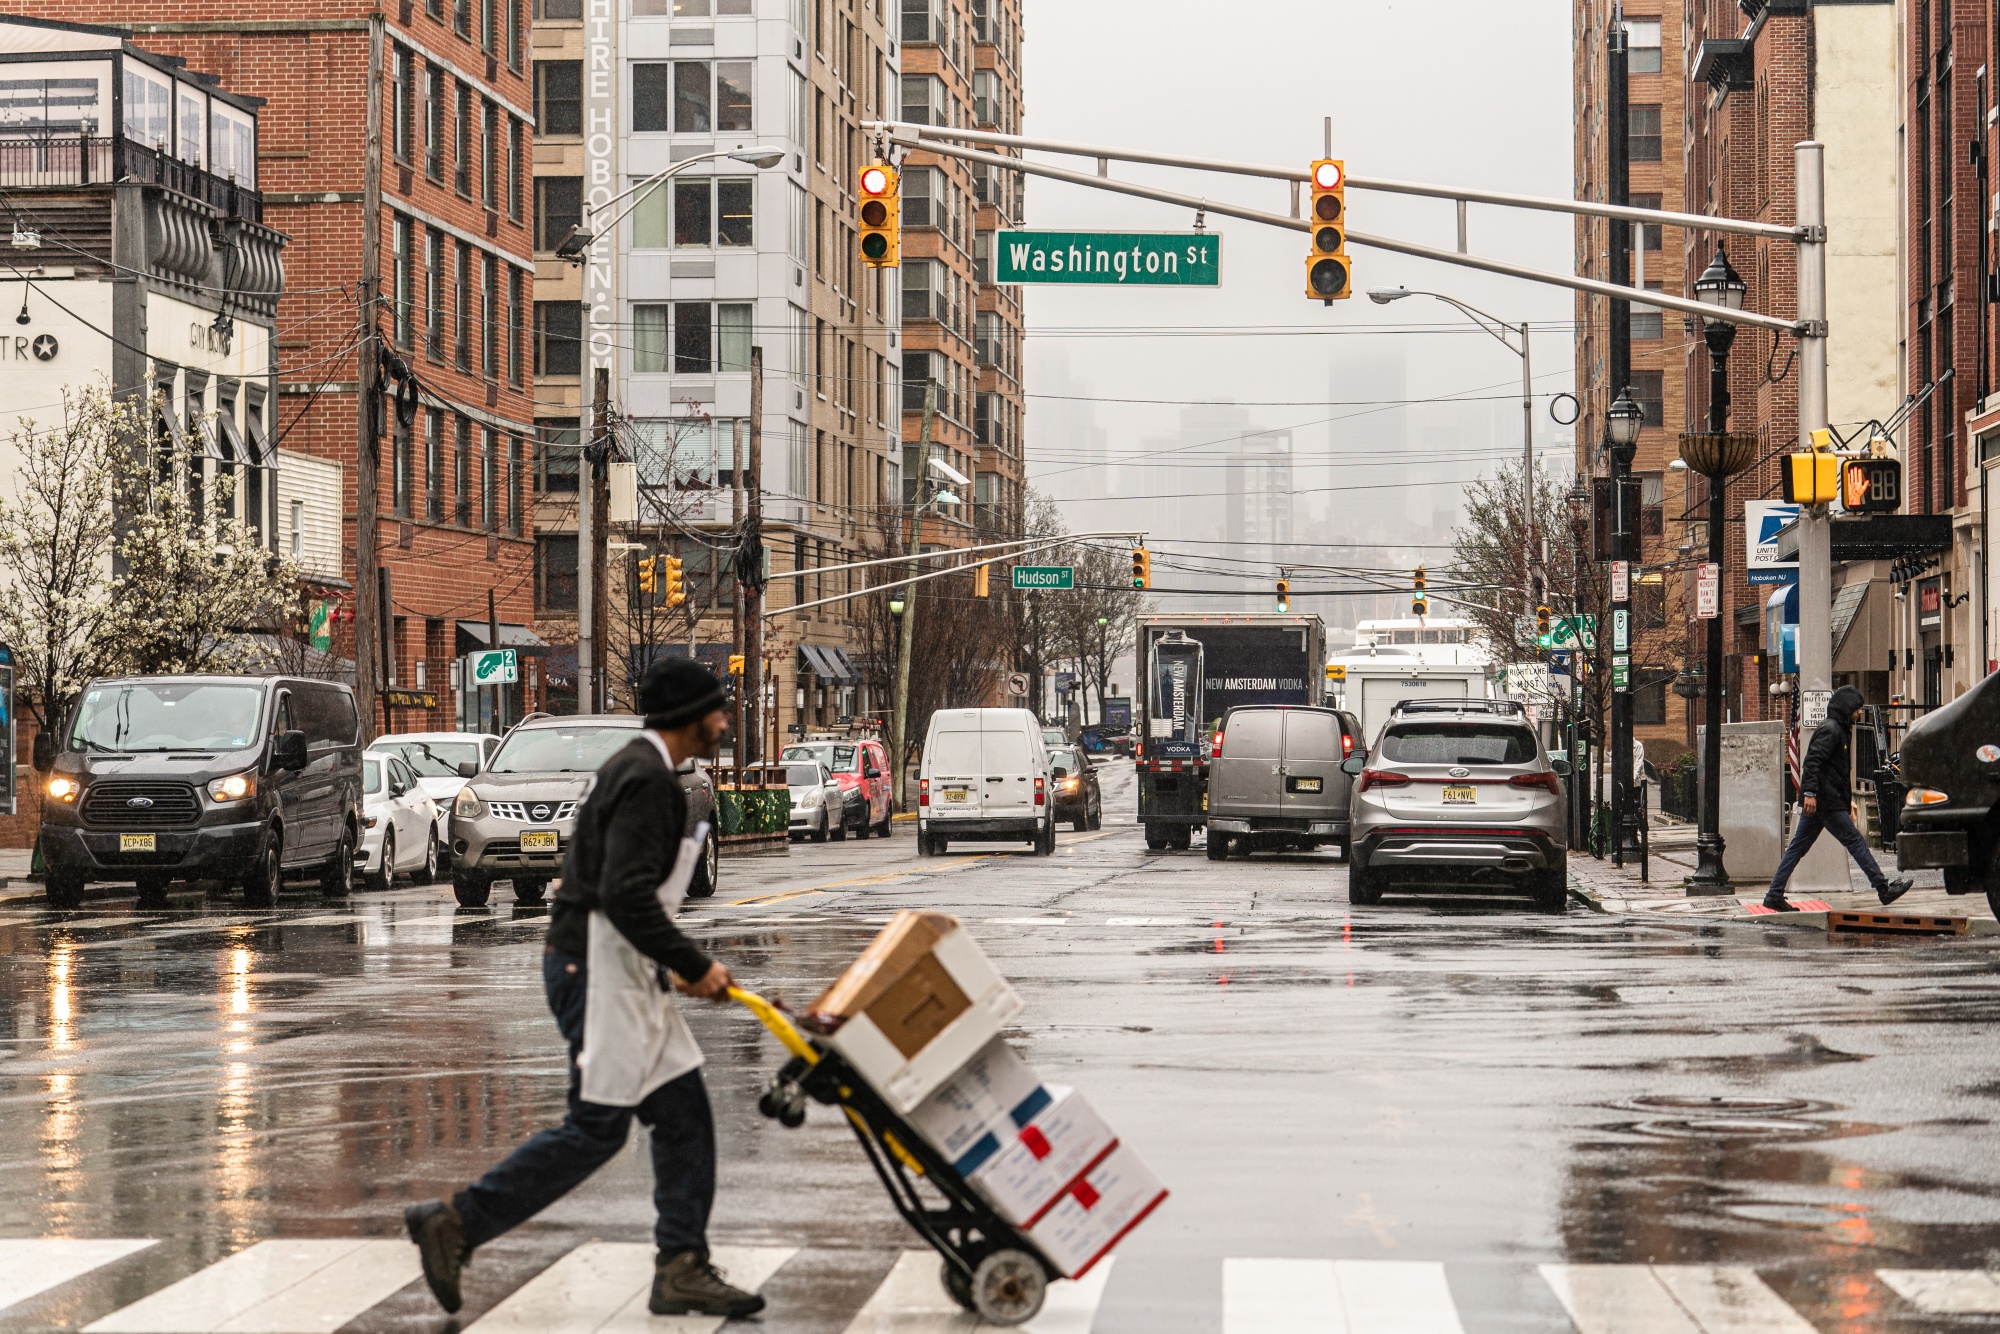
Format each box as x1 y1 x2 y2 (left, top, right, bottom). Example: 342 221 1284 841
1832 580 1892 676
455 620 552 657
824 645 858 683
798 644 840 682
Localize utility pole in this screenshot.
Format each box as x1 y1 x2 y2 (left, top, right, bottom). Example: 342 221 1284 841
581 366 608 713
891 378 937 812
744 345 765 764
1794 142 1834 723
1606 6 1639 865
1522 320 1537 606
591 395 611 713
352 14 384 744
731 416 745 774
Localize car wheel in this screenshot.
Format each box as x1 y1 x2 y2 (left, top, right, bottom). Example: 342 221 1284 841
1349 862 1385 905
45 870 83 910
1144 824 1167 851
687 823 720 900
1038 820 1056 856
1206 833 1230 861
1088 805 1102 831
875 812 894 838
366 829 395 893
1533 859 1569 914
514 876 548 905
832 809 848 841
811 812 829 843
413 832 440 886
320 824 356 897
134 873 171 904
451 873 492 908
1988 881 2000 927
1168 825 1191 852
242 831 281 907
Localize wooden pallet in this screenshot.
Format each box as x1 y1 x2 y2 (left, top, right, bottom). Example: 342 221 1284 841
1827 910 1969 937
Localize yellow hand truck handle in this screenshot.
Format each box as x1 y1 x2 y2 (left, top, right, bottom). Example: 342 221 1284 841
727 986 820 1065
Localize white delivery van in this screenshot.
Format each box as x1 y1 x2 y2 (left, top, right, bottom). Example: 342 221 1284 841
1332 649 1493 750
919 708 1055 857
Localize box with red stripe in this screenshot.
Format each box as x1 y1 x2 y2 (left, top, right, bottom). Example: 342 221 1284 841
1025 1143 1169 1278
967 1085 1119 1226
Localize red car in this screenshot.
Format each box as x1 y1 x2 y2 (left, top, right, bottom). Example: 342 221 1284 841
780 737 894 837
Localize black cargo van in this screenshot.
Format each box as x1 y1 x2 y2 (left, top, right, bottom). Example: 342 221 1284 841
36 675 365 907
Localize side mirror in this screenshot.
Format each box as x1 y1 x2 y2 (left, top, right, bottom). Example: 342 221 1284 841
1340 754 1366 776
457 760 479 778
866 765 882 778
272 729 309 772
31 732 55 774
1550 758 1573 777
1052 765 1069 779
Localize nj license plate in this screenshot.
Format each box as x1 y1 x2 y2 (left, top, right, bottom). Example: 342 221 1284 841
119 833 156 852
1290 777 1323 793
943 789 968 803
520 829 559 851
1441 786 1478 804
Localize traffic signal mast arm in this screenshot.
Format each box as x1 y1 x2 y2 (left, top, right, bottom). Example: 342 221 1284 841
764 530 1142 619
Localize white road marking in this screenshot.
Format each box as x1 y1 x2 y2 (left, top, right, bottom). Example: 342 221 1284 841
0 1239 155 1313
1540 1263 1817 1333
84 1238 420 1333
465 1243 794 1333
840 1250 1113 1333
1222 1259 1463 1333
1877 1268 2000 1312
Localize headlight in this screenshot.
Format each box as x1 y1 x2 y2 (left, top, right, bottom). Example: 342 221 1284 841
1062 779 1079 790
454 787 485 819
45 776 78 802
798 789 822 808
206 771 256 802
1905 787 1950 807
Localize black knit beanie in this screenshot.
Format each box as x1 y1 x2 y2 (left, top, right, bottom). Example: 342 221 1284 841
640 656 728 730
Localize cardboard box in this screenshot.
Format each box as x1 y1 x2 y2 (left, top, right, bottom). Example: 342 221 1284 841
908 1037 1050 1177
813 910 1023 1112
968 1085 1119 1227
1025 1143 1167 1278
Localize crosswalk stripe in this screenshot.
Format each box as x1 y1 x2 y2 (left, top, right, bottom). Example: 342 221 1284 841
1540 1263 1816 1333
1877 1268 2000 1313
839 1249 1114 1333
463 1243 794 1333
1222 1259 1463 1334
0 1239 156 1313
83 1239 419 1333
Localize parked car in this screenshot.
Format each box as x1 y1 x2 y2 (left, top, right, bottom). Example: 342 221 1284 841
1048 745 1103 832
919 708 1055 856
1894 670 2000 919
1204 705 1362 860
359 752 442 890
780 736 893 837
35 675 364 908
447 714 718 908
1041 726 1070 749
1341 699 1569 912
371 731 499 852
785 761 848 842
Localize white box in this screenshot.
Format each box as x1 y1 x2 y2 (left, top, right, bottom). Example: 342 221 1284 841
1025 1143 1168 1278
968 1085 1118 1227
907 1038 1049 1177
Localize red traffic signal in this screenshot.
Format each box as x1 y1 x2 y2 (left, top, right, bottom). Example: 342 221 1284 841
1306 158 1350 301
859 162 899 267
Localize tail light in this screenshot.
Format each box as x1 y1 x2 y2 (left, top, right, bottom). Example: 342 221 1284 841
919 778 929 807
1905 787 1949 806
1510 772 1563 795
1034 776 1046 805
1354 769 1409 794
1340 732 1354 758
1211 731 1225 759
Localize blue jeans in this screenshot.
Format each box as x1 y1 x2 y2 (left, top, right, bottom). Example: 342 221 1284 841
454 950 715 1256
1768 801 1889 896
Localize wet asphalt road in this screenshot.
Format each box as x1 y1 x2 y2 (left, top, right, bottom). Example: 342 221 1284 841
1 758 1999 1332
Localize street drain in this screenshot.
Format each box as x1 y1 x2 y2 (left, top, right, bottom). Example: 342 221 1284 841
1627 1095 1817 1115
1630 1116 1830 1140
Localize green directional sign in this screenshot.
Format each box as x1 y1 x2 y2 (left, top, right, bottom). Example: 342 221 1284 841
470 648 518 684
1012 565 1075 591
994 231 1222 286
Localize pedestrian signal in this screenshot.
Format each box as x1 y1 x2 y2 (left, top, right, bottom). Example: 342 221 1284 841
1841 457 1902 513
859 162 900 268
664 555 686 607
637 555 657 595
1276 577 1291 613
1131 547 1151 590
1306 159 1350 301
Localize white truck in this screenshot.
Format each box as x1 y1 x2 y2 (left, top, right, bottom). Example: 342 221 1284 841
1330 647 1494 749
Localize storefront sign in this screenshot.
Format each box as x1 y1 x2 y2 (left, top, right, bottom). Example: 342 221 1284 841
1745 500 1802 586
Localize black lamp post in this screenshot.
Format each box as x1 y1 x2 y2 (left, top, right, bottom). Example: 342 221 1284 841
1605 387 1644 863
1686 245 1749 895
1566 478 1590 849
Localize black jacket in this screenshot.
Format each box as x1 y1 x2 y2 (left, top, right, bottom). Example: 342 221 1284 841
1799 684 1867 806
546 736 713 983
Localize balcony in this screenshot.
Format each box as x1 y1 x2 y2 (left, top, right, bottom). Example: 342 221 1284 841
0 133 263 222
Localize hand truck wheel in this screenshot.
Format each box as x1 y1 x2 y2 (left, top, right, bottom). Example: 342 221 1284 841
777 1084 808 1127
970 1248 1046 1325
940 1258 976 1312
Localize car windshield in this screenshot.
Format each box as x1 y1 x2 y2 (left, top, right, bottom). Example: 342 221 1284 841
1051 748 1077 771
362 757 384 794
488 726 639 773
783 743 857 772
69 682 264 753
375 740 483 776
785 764 825 787
1379 723 1537 766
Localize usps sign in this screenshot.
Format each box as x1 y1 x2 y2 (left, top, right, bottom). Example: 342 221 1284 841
1744 500 1801 587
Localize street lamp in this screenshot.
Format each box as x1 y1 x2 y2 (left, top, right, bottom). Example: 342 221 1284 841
555 145 787 260
1602 384 1645 864
1565 479 1590 848
1684 244 1752 895
1606 387 1644 464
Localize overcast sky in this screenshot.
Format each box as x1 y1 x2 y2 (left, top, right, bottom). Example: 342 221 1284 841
1017 0 1577 623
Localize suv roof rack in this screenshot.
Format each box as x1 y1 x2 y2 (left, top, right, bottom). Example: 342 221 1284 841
1390 698 1525 717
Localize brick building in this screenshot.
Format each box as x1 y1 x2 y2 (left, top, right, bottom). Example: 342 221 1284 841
21 0 547 736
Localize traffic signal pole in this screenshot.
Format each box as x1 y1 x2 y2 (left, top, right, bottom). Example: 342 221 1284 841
1794 143 1834 717
1607 14 1639 867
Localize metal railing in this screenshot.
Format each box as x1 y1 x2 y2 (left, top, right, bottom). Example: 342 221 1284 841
0 134 262 223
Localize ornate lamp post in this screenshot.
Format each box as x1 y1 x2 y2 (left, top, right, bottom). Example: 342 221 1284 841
1605 388 1644 863
1683 245 1752 895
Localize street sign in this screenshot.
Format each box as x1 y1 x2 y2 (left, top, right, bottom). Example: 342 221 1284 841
469 648 518 685
1012 565 1075 590
1324 663 1346 681
1610 560 1630 603
1549 650 1573 676
1006 672 1030 697
1549 615 1596 651
1612 609 1629 652
1696 562 1720 618
1612 657 1630 690
994 231 1222 286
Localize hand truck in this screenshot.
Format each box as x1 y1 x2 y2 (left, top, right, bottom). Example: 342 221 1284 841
729 987 1059 1325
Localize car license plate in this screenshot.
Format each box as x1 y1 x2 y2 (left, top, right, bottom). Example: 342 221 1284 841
943 788 968 804
120 833 155 852
520 829 559 851
1441 785 1477 804
1292 777 1323 793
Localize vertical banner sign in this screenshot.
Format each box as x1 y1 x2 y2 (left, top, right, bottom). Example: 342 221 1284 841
1610 560 1630 603
583 0 617 381
1696 562 1720 618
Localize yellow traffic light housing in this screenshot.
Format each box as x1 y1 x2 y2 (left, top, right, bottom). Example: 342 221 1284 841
1276 577 1291 614
637 555 657 595
859 162 900 268
1131 546 1151 590
664 555 686 607
1412 564 1428 617
1536 604 1552 636
728 654 745 677
974 563 990 598
1781 450 1841 505
1305 158 1350 301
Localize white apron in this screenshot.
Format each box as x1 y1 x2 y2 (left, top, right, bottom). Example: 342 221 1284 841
576 816 710 1108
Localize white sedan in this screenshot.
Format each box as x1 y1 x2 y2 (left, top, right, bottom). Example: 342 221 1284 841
359 752 442 890
372 732 500 860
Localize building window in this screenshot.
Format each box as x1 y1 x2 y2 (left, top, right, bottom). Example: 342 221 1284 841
633 304 669 373
719 303 751 370
289 499 305 558
454 0 470 37
508 436 523 534
537 417 580 493
455 416 471 524
1639 471 1665 537
481 100 498 208
901 73 946 126
633 63 672 132
392 46 414 162
537 534 578 611
507 0 522 68
392 216 414 347
903 349 931 411
901 258 940 323
973 229 990 284
1629 193 1664 253
534 300 582 376
392 420 412 516
454 83 472 195
675 301 712 373
674 178 711 247
481 0 496 51
535 0 580 16
899 164 934 226
1628 104 1662 162
1625 18 1662 74
482 254 499 379
1630 370 1664 426
454 242 472 370
676 62 712 132
482 429 498 529
717 178 752 245
1630 284 1663 341
1632 667 1668 725
971 68 995 127
536 177 582 253
507 267 524 386
901 0 945 43
507 118 523 222
424 230 444 359
426 410 444 521
715 61 753 131
975 310 998 367
536 61 581 137
424 66 444 180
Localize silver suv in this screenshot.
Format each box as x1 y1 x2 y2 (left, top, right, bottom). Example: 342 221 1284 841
1340 700 1570 912
449 714 718 908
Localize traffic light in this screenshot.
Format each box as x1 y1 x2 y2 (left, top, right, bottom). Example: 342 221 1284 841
637 555 657 595
974 563 990 598
1841 456 1902 513
1131 546 1151 590
1536 604 1552 639
1305 159 1350 301
728 654 745 676
859 162 900 268
1276 577 1291 613
663 555 685 607
1781 450 1841 505
1412 565 1427 616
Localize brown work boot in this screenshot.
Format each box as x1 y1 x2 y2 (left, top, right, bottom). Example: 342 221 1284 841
650 1248 767 1317
403 1199 467 1313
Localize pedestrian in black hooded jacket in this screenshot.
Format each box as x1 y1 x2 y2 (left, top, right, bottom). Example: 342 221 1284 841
1764 684 1913 910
